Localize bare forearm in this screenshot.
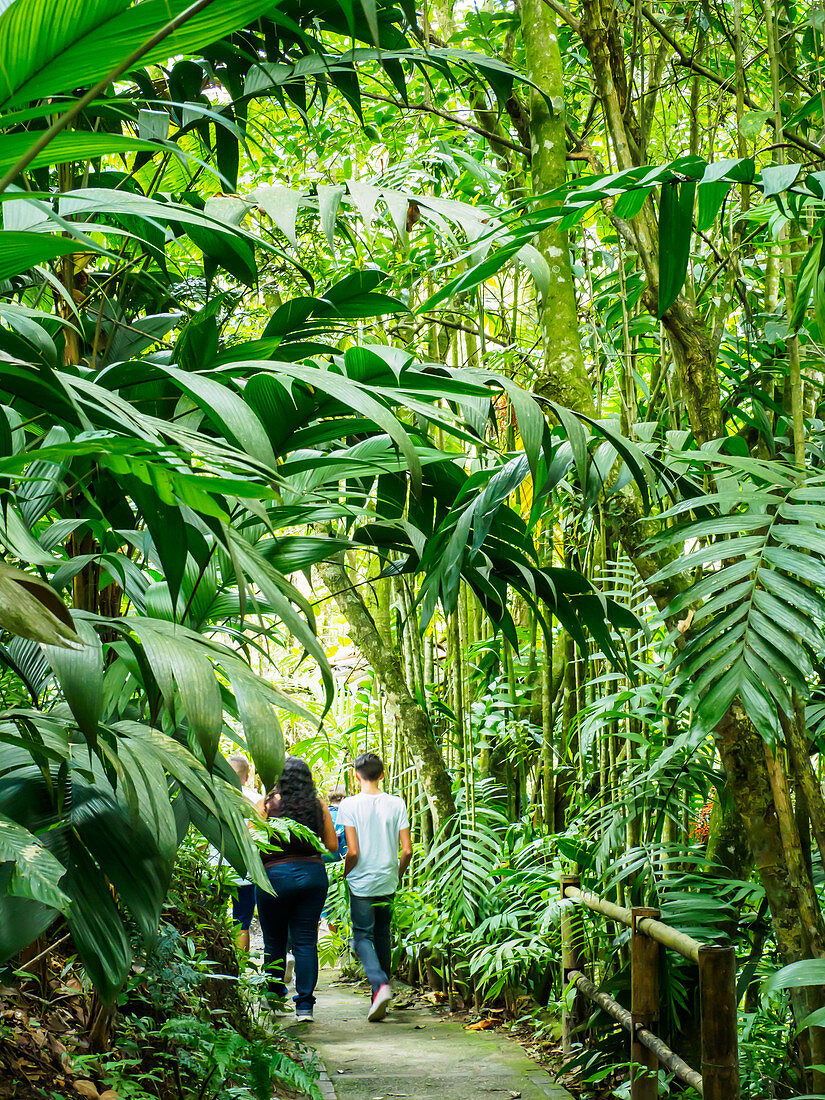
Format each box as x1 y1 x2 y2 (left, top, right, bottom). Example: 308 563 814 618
398 828 413 880
344 851 358 877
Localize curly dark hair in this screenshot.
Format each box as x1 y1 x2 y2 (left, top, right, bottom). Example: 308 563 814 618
264 756 322 836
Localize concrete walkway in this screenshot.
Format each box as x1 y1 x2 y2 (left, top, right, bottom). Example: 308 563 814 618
284 971 572 1100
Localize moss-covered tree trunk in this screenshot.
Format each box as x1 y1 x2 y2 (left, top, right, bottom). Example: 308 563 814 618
521 0 594 412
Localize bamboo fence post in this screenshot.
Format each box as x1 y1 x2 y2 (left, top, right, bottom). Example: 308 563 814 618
699 943 739 1100
631 907 660 1100
560 874 585 1055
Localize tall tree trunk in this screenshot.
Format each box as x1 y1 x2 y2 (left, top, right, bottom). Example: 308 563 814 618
316 558 456 828
577 0 724 446
521 0 593 410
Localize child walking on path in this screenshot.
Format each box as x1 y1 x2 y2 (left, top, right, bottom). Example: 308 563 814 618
338 752 413 1022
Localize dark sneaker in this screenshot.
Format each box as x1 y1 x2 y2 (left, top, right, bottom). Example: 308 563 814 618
367 983 392 1022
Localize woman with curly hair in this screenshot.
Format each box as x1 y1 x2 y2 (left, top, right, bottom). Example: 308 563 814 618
256 756 339 1021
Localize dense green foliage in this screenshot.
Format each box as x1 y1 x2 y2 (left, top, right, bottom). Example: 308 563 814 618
7 0 825 1098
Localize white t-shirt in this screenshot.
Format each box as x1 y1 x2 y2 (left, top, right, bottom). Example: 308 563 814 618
337 791 410 898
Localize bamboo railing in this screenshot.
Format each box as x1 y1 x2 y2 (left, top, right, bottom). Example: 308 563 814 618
560 875 739 1100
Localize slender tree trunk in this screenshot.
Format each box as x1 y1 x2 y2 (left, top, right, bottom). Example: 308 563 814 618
577 0 724 445
316 558 456 828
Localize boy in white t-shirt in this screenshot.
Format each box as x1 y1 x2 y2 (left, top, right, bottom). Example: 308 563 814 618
338 752 413 1022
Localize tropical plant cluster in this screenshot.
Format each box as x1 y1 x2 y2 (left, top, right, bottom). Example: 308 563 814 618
1 838 324 1099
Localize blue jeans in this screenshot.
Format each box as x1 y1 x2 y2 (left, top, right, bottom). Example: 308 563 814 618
349 892 393 994
232 883 256 931
257 861 328 1013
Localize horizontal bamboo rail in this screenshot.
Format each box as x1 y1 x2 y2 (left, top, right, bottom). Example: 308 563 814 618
562 884 702 963
559 876 739 1100
569 970 705 1096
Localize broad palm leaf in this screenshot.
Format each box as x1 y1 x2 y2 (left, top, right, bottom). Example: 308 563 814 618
649 454 825 741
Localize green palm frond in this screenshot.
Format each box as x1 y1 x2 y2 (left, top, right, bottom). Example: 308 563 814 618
649 457 825 741
422 781 507 928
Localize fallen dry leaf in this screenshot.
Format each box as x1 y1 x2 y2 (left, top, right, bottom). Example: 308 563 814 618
73 1080 100 1099
47 1036 67 1059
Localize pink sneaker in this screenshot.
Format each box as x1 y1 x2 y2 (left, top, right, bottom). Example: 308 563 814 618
367 983 392 1022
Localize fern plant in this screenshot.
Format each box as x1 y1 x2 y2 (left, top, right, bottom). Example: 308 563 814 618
396 780 508 992
421 780 508 929
648 454 825 742
463 826 561 1002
